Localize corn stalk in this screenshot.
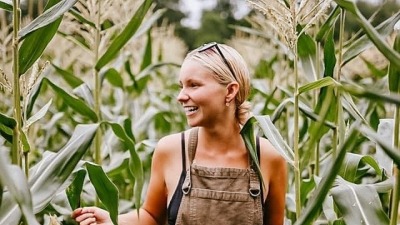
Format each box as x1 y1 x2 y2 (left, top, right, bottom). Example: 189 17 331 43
12 0 21 166
389 22 400 225
93 0 102 168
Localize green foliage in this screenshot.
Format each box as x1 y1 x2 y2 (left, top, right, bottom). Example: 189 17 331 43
86 163 119 225
0 0 12 11
2 0 400 224
388 31 400 93
18 0 69 75
95 0 155 71
0 151 39 225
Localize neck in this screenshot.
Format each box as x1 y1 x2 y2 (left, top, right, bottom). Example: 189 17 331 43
197 122 243 153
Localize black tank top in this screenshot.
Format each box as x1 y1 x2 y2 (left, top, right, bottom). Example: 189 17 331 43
167 132 264 225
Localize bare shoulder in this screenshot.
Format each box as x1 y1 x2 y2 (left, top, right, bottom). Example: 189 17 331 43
258 137 286 165
156 132 181 148
153 132 182 157
152 129 192 167
155 128 195 153
258 137 287 185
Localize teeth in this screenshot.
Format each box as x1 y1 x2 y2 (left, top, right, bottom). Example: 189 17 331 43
185 106 198 113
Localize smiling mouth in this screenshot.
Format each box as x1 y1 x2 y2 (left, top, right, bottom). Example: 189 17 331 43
184 106 198 114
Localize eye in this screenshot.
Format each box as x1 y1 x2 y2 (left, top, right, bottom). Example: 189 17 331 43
190 82 199 88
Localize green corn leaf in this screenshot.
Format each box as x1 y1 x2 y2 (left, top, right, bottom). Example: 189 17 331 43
130 62 180 95
0 112 16 143
323 28 336 78
331 177 390 225
30 124 98 212
323 194 339 222
340 92 368 124
18 0 79 39
0 151 39 225
0 0 12 11
86 163 119 225
361 56 387 78
104 122 143 211
271 97 336 129
240 116 264 188
51 63 84 88
342 12 400 66
106 156 130 177
69 8 96 28
294 125 359 225
102 68 124 88
20 127 30 153
18 0 62 75
95 0 153 71
360 125 400 167
0 124 98 224
339 153 382 183
140 31 152 70
253 115 294 165
73 83 94 108
66 169 86 210
388 30 400 93
24 71 45 118
133 8 166 42
316 5 340 42
308 85 337 144
0 112 16 129
298 77 339 94
25 98 52 128
44 78 98 122
301 176 316 205
341 82 400 106
298 29 320 81
335 0 400 68
123 118 135 143
45 78 97 121
26 76 97 121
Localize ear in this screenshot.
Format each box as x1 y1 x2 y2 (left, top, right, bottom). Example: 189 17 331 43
225 82 239 103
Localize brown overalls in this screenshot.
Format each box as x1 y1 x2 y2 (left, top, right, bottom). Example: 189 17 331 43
175 128 264 225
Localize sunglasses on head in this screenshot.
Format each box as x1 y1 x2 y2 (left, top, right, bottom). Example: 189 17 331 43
198 42 237 81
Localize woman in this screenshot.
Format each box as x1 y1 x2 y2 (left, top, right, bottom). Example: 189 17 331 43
72 42 287 225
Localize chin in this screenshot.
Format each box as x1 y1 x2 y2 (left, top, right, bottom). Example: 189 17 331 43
186 119 200 127
187 122 198 127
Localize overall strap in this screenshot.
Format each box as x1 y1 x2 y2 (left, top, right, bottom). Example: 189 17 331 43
182 128 198 195
188 128 199 163
181 132 186 171
249 136 262 198
256 136 264 204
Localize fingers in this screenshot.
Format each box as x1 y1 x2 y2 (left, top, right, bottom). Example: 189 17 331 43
71 208 83 219
77 216 96 225
72 207 98 225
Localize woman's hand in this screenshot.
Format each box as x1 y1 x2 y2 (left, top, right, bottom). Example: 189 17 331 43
72 207 112 225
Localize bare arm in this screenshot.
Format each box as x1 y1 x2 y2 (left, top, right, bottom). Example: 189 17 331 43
72 135 173 225
72 207 158 225
260 138 288 225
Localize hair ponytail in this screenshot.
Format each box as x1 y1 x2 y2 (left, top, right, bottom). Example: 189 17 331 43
237 100 252 125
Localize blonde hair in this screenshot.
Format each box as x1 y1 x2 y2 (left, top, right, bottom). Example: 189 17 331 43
185 43 252 125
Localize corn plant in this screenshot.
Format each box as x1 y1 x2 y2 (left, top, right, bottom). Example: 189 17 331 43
0 0 179 224
245 0 400 224
2 0 399 225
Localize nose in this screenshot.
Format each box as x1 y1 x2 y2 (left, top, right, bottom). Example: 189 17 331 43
177 88 189 103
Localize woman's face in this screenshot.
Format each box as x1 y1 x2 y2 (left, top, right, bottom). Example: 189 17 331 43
177 59 229 127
